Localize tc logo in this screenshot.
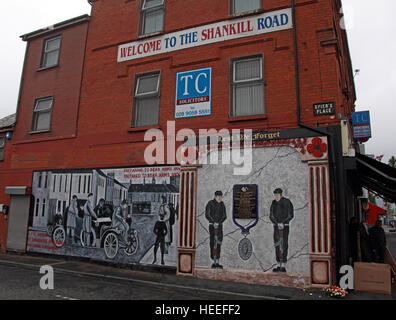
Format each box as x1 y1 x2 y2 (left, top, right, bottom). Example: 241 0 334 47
339 265 354 290
39 265 54 290
180 72 208 96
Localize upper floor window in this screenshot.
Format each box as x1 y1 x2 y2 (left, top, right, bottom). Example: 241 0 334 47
41 36 61 69
133 72 161 127
31 97 53 132
141 0 165 35
0 137 5 161
231 0 261 15
231 56 265 117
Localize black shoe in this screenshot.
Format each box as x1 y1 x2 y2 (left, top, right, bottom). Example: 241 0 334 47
211 263 217 269
216 264 223 269
280 267 287 273
273 267 281 273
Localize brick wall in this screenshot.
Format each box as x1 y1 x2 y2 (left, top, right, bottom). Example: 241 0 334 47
2 0 356 204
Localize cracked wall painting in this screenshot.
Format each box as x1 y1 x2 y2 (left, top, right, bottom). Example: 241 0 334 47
196 146 309 275
27 166 180 267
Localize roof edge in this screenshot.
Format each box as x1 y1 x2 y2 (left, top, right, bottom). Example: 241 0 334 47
20 14 90 41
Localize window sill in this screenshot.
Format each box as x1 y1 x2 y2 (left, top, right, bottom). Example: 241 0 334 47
230 9 261 18
228 114 267 123
138 31 164 40
128 125 160 133
37 64 59 72
29 130 51 135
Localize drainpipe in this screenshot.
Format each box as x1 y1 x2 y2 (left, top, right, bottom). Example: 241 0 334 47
291 0 341 284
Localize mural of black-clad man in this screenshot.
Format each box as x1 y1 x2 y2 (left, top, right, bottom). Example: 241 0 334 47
205 191 227 269
269 188 294 273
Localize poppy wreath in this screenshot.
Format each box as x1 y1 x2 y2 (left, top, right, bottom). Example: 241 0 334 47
307 138 327 158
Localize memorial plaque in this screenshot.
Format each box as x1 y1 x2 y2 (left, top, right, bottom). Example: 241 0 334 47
233 185 258 220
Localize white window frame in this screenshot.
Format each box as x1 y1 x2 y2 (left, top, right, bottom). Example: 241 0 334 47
233 57 263 83
31 96 53 132
231 0 261 15
135 74 161 97
133 72 161 127
41 35 62 69
140 0 165 36
231 55 265 117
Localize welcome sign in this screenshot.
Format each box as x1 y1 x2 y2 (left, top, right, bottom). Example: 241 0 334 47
118 8 293 63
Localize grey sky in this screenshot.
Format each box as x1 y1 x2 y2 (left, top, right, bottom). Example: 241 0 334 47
0 1 395 162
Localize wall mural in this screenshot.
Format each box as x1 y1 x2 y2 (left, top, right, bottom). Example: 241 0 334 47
27 166 180 267
195 146 309 275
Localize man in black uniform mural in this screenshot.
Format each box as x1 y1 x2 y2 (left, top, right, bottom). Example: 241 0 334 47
153 212 168 266
270 188 294 273
205 191 227 269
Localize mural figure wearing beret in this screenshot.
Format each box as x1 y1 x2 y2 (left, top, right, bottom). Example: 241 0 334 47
269 188 294 273
205 191 227 269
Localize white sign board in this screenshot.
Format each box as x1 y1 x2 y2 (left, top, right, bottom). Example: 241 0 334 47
118 8 293 63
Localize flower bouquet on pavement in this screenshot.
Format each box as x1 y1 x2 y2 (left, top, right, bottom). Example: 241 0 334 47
323 286 348 299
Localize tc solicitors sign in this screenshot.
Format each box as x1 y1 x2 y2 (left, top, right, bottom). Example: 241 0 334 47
175 67 212 119
352 111 372 139
118 8 293 63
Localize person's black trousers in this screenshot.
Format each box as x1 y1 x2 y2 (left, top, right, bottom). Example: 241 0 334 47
209 224 223 260
273 225 290 263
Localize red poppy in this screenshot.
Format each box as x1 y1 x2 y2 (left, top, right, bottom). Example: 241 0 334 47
307 138 327 158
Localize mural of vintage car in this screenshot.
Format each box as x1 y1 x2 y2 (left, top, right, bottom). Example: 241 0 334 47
99 223 139 260
52 223 66 248
51 213 66 248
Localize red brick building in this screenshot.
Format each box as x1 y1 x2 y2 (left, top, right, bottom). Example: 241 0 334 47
0 15 90 253
1 0 371 289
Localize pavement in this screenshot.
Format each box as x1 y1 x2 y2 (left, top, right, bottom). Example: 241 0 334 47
0 251 395 300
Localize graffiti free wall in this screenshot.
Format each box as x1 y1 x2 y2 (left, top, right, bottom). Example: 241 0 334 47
27 166 180 267
195 146 309 276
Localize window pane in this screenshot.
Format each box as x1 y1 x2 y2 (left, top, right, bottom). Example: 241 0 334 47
34 111 51 131
143 0 164 9
143 9 164 34
0 149 4 161
44 51 59 67
46 38 61 51
135 97 159 127
137 75 159 95
234 83 264 116
0 138 5 148
35 98 53 111
233 0 261 14
235 59 261 82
